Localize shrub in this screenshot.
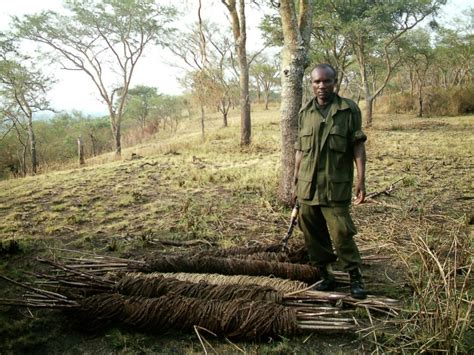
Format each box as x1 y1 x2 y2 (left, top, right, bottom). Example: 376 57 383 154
376 93 416 114
376 85 474 116
449 86 474 115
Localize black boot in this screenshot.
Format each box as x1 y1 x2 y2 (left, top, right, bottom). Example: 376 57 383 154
349 268 367 299
313 265 336 291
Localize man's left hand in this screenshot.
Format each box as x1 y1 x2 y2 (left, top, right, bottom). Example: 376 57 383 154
354 181 366 205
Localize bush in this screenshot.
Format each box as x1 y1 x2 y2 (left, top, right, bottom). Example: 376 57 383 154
376 92 416 114
376 85 474 116
449 86 474 115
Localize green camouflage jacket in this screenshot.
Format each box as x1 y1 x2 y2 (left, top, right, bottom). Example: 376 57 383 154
295 94 367 206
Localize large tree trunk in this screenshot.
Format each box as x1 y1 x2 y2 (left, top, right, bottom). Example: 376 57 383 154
77 136 85 165
365 96 374 127
109 110 121 157
26 115 37 174
113 125 121 157
223 0 251 146
278 0 313 205
237 0 250 145
239 60 251 145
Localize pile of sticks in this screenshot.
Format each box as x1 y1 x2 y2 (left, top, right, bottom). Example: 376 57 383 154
0 246 400 340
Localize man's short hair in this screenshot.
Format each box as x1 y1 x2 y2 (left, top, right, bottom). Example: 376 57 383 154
313 63 337 79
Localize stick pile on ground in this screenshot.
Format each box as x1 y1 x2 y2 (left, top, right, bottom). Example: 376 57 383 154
0 245 400 340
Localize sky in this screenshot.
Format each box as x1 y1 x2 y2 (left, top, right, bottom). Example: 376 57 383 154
0 0 472 116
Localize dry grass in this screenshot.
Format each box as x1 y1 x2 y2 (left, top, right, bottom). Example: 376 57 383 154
0 104 472 353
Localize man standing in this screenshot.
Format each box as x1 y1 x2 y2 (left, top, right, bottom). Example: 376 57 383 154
293 63 367 299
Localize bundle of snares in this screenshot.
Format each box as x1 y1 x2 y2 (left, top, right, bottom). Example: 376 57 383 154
78 293 299 339
115 273 282 303
58 253 320 283
34 259 400 315
194 243 309 263
0 273 358 340
155 272 309 293
36 263 284 303
139 255 318 283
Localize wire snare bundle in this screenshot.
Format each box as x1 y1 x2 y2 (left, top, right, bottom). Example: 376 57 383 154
0 247 400 340
77 293 298 339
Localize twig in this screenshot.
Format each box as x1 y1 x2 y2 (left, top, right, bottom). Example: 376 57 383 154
194 326 217 354
366 177 405 199
194 325 209 355
224 338 245 353
0 274 68 300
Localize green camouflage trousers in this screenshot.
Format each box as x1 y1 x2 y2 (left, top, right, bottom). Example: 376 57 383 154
298 203 362 271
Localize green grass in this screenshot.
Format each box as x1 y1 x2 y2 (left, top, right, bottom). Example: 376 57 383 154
0 104 472 353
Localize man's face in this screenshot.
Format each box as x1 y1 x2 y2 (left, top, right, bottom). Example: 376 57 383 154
311 68 337 102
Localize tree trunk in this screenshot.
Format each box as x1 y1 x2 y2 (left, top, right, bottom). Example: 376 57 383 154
256 83 261 103
223 0 251 145
365 96 373 127
113 125 121 157
222 98 228 127
361 63 373 127
409 70 415 96
264 91 270 110
109 109 121 157
18 146 27 177
223 111 228 127
278 0 313 205
239 62 251 145
89 132 97 156
26 115 37 174
200 105 205 140
78 137 85 165
417 81 423 117
237 0 251 146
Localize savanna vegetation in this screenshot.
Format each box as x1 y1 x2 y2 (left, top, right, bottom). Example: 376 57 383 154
0 0 472 353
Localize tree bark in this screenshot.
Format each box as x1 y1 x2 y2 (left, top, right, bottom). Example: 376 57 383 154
417 78 423 117
112 124 121 157
26 115 37 174
222 0 251 145
278 0 313 205
20 146 27 176
78 137 85 165
221 98 229 127
365 96 373 127
89 132 98 156
200 105 205 140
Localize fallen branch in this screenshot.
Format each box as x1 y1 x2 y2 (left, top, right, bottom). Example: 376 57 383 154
366 177 405 200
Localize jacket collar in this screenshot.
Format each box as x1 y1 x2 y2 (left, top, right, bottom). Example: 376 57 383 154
300 94 351 114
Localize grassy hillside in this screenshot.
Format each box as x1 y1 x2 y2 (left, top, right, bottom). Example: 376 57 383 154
0 104 472 353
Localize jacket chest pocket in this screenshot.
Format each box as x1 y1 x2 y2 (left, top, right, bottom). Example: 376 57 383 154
299 127 313 152
328 125 348 153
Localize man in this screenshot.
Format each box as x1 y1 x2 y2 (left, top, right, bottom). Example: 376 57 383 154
292 63 367 299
